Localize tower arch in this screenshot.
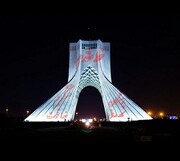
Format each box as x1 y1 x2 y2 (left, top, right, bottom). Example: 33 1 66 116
25 40 152 122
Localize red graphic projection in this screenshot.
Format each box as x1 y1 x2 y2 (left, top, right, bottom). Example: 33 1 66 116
108 92 126 119
47 84 74 119
75 50 104 69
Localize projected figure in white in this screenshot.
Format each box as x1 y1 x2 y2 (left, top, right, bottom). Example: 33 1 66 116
25 40 152 122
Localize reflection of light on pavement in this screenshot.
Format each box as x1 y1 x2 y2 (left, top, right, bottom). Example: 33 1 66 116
85 121 90 127
81 128 92 133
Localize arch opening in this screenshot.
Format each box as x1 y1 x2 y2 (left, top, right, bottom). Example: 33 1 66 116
75 86 106 120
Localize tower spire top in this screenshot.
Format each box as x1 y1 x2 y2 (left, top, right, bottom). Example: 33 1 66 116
87 27 91 40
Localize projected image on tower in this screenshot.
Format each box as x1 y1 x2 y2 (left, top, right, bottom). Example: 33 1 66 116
25 39 152 122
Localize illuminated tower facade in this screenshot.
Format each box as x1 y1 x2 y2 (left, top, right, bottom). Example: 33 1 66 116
25 39 152 122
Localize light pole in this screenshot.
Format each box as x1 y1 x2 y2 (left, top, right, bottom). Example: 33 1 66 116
159 112 164 119
5 108 9 116
26 110 30 116
75 112 78 120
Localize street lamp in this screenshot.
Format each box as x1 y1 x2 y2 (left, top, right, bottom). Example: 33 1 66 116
26 110 30 116
5 108 9 115
147 111 152 116
159 112 164 119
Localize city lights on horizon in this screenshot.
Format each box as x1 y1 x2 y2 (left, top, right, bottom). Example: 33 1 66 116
146 110 179 119
1 107 179 120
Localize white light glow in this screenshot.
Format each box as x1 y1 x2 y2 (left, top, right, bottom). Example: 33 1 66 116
85 121 90 127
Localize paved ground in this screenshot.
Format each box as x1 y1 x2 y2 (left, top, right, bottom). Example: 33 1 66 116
0 124 178 143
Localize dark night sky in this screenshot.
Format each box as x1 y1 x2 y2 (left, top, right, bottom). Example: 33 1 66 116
0 6 180 118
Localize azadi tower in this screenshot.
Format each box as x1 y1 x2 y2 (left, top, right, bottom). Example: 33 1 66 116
25 39 152 122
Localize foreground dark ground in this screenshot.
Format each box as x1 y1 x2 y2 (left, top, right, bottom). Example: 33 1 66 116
1 115 180 143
